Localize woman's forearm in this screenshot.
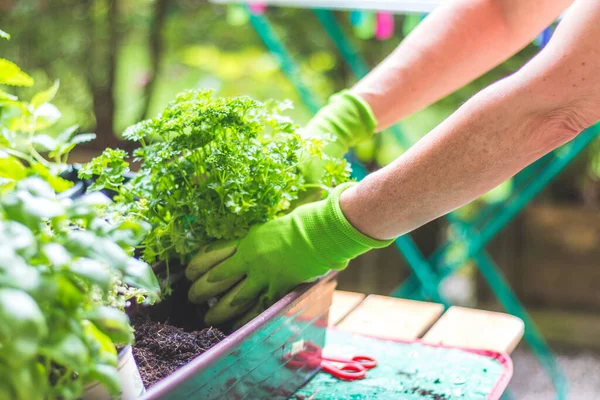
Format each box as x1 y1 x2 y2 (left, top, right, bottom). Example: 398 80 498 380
353 0 573 130
342 77 567 239
342 0 600 240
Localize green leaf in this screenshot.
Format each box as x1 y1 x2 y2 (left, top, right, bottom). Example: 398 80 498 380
78 148 129 192
56 125 80 143
83 320 117 360
52 132 97 160
122 120 151 142
1 181 64 228
43 332 90 371
18 176 55 198
88 364 121 396
55 275 85 310
0 289 47 363
66 192 110 219
85 306 133 345
0 89 17 101
31 134 59 152
0 246 40 291
7 362 47 400
71 133 97 145
29 162 73 192
0 58 34 87
32 103 61 130
108 219 151 247
122 258 161 302
0 220 35 253
43 243 71 267
31 80 59 109
64 232 132 274
69 258 111 292
0 151 27 181
0 29 10 40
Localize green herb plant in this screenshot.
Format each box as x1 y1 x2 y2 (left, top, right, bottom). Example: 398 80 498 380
0 31 96 193
81 89 351 278
0 178 160 400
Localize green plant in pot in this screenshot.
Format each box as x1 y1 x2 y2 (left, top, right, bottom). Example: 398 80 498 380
81 89 352 291
0 178 160 400
0 30 95 196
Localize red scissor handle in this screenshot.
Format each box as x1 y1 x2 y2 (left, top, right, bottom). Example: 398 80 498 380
283 341 377 381
321 360 367 381
350 355 377 369
321 355 377 370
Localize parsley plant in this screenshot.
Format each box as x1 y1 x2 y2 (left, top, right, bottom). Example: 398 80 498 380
81 90 351 268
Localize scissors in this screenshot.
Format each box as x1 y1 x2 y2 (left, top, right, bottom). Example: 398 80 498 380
284 341 377 381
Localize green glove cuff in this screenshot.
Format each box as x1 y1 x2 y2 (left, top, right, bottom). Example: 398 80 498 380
304 90 377 157
294 182 393 270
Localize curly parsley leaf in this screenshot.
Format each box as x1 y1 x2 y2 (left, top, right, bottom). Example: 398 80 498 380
83 90 351 266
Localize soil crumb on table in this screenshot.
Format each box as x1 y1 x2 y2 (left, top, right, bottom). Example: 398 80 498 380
132 315 226 388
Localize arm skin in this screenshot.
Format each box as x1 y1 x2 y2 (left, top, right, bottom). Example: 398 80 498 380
354 0 574 130
341 0 600 240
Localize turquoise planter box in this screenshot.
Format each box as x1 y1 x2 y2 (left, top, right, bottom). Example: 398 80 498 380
141 272 337 399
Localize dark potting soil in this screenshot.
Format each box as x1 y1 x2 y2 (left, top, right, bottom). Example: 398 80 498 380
130 274 231 388
132 315 226 388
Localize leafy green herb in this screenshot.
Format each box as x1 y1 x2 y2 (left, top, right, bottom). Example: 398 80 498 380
0 178 160 399
0 58 34 87
82 90 351 267
0 40 96 191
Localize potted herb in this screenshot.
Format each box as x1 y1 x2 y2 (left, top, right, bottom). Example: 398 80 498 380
0 32 96 197
81 90 350 270
0 34 161 398
0 177 160 399
80 90 349 393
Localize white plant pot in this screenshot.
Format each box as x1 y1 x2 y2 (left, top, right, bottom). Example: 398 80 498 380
84 346 145 400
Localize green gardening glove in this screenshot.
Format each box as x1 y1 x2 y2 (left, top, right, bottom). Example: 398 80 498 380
300 90 377 194
186 183 392 327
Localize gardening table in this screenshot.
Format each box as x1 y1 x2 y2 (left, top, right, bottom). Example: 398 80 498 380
329 291 524 353
297 290 525 398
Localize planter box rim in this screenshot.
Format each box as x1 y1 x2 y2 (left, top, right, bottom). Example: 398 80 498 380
142 271 337 399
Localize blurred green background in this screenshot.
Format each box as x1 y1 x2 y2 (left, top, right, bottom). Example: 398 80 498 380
2 0 598 204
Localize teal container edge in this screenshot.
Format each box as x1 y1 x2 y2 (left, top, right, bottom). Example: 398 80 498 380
141 272 338 400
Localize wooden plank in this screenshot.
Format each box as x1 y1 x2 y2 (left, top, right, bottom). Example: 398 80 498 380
329 290 365 326
336 295 444 341
422 306 524 353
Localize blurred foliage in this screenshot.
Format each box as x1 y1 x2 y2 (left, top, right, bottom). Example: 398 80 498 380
0 0 597 208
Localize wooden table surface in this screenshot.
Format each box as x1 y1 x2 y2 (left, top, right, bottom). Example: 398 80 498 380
329 290 525 354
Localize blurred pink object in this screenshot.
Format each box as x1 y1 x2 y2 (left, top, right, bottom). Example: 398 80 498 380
248 2 267 15
137 72 152 88
375 12 394 40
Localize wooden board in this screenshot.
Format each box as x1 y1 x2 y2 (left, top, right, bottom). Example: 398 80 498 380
336 294 444 341
328 290 365 326
422 306 524 353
